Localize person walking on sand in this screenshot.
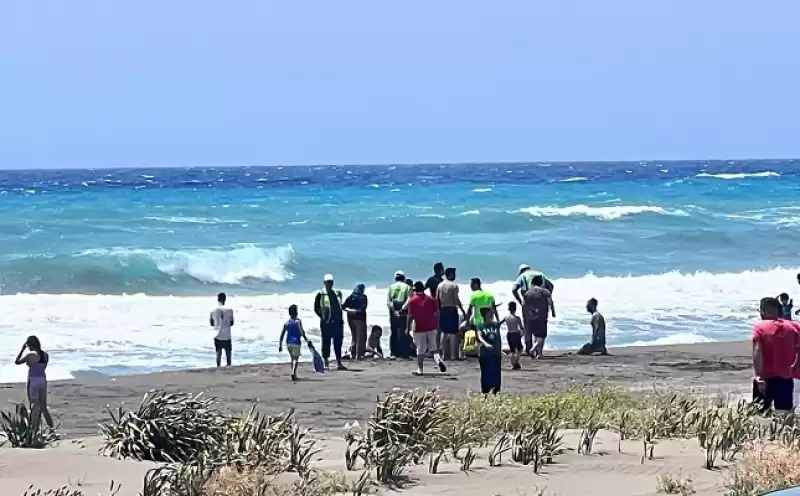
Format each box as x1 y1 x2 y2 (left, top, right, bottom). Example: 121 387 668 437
752 296 800 412
523 274 555 359
279 305 310 382
513 264 554 355
15 335 54 428
343 284 368 360
210 292 234 367
504 302 524 370
387 271 412 359
406 281 447 376
314 274 347 370
476 307 503 396
577 298 608 356
437 267 466 361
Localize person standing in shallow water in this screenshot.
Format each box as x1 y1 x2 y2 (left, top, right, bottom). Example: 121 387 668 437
314 274 347 370
343 284 368 360
210 292 234 367
15 335 54 428
577 298 608 355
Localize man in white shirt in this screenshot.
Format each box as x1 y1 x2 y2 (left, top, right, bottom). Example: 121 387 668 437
210 292 234 367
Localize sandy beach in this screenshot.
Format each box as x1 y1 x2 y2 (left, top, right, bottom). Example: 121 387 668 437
0 341 756 495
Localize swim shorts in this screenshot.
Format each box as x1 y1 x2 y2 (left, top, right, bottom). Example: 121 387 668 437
507 332 523 352
214 338 232 353
439 307 460 334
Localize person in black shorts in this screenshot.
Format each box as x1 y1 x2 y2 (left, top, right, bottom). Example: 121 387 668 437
752 296 800 411
504 302 524 370
210 292 234 367
522 275 555 358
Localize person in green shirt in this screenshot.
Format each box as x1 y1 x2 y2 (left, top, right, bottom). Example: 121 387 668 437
387 270 413 358
476 306 503 396
466 278 499 327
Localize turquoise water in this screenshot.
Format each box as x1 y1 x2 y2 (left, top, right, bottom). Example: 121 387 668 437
0 160 797 380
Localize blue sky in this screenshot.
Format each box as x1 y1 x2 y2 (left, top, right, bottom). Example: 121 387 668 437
1 1 799 169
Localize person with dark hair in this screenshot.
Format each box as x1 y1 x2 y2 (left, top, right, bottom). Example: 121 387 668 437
314 274 347 370
15 335 54 428
577 298 608 355
343 284 369 360
476 306 503 396
279 305 309 381
466 277 498 328
752 296 800 411
366 325 385 359
406 281 447 375
513 264 554 354
523 274 555 358
426 262 445 298
778 293 794 320
387 270 412 359
210 292 234 367
437 267 465 361
504 301 524 370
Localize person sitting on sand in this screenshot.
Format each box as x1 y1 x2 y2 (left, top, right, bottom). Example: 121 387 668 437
343 284 368 360
279 305 310 382
778 293 794 321
504 302 524 370
476 307 503 396
752 296 800 412
365 325 384 359
577 298 608 356
15 335 54 428
523 275 555 359
406 281 447 376
314 274 347 370
210 292 234 367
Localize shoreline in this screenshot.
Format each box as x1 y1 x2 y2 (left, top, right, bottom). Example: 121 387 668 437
0 340 753 439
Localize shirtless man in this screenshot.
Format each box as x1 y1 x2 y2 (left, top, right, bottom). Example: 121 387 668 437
522 275 555 358
577 298 608 355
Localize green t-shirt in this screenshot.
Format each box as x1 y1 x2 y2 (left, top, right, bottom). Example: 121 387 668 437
470 290 495 326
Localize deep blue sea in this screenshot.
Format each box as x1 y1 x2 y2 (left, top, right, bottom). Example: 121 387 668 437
1 160 798 381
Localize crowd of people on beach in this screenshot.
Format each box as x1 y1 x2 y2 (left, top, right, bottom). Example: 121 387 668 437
210 262 609 394
15 272 800 432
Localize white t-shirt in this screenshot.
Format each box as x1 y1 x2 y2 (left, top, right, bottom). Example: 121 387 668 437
211 306 234 341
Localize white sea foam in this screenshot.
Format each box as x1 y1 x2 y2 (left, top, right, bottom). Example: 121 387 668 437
152 245 295 284
559 176 587 182
458 210 481 216
514 204 688 220
144 216 230 224
472 187 493 192
0 266 792 383
696 171 780 180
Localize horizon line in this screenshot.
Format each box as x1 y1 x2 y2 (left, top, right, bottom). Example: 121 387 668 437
0 156 797 173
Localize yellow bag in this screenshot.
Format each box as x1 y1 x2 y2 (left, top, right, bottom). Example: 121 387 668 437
462 329 478 356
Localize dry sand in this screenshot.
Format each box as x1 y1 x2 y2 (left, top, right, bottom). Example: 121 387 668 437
0 341 754 495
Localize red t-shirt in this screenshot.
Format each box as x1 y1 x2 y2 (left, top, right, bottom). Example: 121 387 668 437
407 293 439 333
753 319 800 379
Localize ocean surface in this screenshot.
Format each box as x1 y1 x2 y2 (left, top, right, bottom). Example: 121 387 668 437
1 160 798 383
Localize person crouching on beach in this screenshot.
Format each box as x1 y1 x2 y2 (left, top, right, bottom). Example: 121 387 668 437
279 305 309 382
210 292 234 367
504 302 524 370
366 325 384 359
577 298 608 356
15 335 54 428
752 296 800 412
406 281 447 376
477 307 503 396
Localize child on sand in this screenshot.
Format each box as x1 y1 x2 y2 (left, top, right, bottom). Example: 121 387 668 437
279 305 309 382
504 302 524 370
779 293 794 320
366 325 384 359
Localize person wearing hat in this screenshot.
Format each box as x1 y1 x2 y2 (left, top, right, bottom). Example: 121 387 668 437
387 270 412 359
314 273 347 370
512 264 554 355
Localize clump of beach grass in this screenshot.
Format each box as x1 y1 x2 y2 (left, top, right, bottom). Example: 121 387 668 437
1 403 59 449
656 471 695 495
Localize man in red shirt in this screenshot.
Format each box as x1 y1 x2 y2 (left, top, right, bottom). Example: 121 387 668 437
406 281 447 376
753 296 800 411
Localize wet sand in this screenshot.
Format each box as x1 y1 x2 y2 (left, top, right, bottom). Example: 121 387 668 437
0 340 753 438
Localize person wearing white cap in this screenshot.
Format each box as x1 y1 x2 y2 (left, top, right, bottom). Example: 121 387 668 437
314 273 347 370
387 270 413 359
512 264 554 355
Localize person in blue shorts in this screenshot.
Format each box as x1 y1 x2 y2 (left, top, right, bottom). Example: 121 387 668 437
279 304 309 382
